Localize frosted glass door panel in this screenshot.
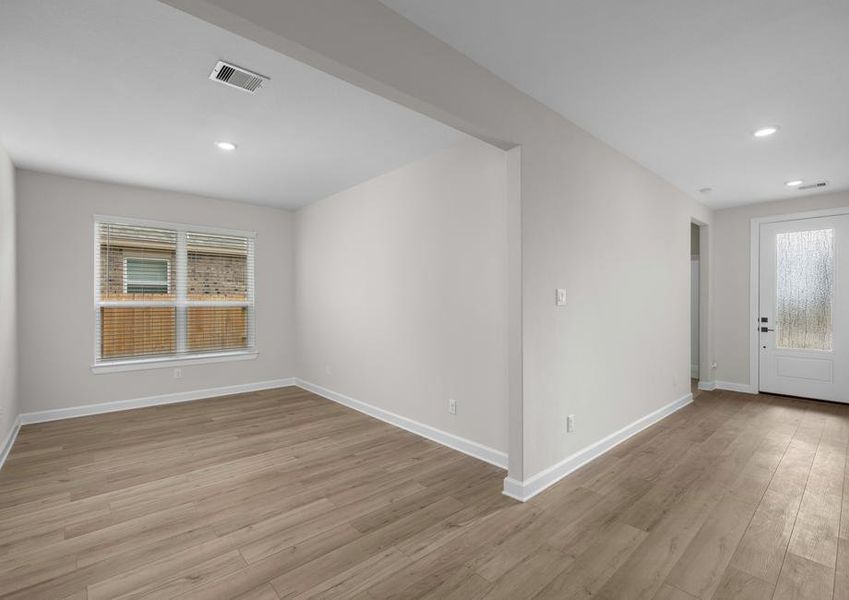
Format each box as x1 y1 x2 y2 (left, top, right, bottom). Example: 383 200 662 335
760 214 849 403
775 229 834 351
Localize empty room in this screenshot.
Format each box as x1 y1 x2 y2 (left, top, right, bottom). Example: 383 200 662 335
0 1 847 599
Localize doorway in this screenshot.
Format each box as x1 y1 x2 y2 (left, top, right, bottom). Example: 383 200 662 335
691 223 700 386
752 210 849 402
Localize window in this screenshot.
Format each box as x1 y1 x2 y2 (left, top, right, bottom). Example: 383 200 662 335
94 217 255 369
775 228 834 350
124 257 170 294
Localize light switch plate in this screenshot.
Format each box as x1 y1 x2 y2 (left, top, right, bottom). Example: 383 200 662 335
556 288 567 306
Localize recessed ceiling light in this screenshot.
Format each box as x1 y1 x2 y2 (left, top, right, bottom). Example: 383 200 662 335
785 180 804 187
753 126 779 138
215 141 237 151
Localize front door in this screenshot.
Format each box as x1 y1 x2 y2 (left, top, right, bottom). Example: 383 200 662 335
759 215 849 402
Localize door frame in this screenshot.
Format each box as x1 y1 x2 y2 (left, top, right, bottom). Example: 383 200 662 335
749 206 849 394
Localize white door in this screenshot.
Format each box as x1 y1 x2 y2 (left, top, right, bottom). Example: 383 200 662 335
759 215 849 402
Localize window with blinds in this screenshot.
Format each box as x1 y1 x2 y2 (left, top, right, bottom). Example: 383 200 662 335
95 218 255 365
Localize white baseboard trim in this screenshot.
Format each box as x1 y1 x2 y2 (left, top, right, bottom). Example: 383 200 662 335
716 381 758 394
295 379 508 470
0 416 22 472
697 380 757 394
19 378 297 425
501 392 694 502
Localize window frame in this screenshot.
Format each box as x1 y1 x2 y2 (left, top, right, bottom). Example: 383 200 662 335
123 255 172 295
92 215 257 373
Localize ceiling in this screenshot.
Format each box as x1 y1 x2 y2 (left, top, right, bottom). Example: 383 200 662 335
0 1 466 209
381 0 849 209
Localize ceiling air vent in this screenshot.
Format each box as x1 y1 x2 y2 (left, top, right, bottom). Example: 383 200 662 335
798 181 828 191
209 61 268 93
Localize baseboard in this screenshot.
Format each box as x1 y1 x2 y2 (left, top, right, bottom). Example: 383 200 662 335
501 477 527 502
716 381 758 394
19 378 297 425
295 379 508 470
697 380 757 394
501 392 694 502
15 376 508 472
0 415 22 472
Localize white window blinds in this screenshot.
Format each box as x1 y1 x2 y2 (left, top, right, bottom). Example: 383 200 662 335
95 219 255 364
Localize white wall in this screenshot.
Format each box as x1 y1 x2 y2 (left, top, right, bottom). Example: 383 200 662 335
0 143 18 450
15 170 295 414
295 138 509 455
713 190 849 387
162 0 713 488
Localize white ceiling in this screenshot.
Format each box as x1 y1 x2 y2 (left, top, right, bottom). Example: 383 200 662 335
381 0 849 209
0 1 466 209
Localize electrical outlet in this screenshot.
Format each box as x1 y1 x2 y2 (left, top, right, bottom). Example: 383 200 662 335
173 368 182 379
448 398 457 415
566 414 575 433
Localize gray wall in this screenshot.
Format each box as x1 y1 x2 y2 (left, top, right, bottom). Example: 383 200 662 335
16 170 295 413
0 144 18 448
295 138 509 454
713 190 849 387
162 0 713 482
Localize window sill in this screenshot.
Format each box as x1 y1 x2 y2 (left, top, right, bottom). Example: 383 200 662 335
91 351 258 374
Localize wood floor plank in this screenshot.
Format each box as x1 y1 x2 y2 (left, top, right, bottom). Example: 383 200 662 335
710 566 774 600
232 585 280 600
664 495 757 599
787 432 846 568
727 412 823 585
478 545 568 600
533 522 647 599
653 584 699 600
2 386 849 600
773 552 834 600
834 538 849 600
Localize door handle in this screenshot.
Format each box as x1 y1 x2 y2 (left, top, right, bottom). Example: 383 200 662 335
760 327 775 332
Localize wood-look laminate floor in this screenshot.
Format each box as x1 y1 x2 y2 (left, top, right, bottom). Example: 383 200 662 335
2 386 849 599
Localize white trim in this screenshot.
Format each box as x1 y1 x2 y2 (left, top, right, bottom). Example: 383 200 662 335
175 231 188 354
698 380 757 394
20 378 294 424
93 222 101 364
0 416 22 472
97 300 250 308
749 206 849 395
749 218 760 395
716 381 757 394
501 392 693 502
91 350 258 373
93 214 256 239
295 379 508 470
